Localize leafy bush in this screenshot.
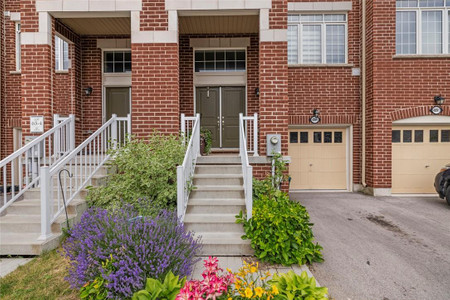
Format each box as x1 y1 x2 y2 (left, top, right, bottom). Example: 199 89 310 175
79 255 115 299
87 133 185 215
63 207 202 299
236 184 323 266
269 270 328 300
132 271 186 300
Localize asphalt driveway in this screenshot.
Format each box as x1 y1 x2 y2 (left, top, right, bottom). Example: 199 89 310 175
290 192 450 300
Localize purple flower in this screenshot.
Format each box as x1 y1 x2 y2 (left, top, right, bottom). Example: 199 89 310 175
62 206 202 299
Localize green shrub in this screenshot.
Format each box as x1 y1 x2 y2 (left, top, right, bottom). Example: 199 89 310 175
236 183 323 266
86 132 185 215
269 270 328 300
132 271 186 300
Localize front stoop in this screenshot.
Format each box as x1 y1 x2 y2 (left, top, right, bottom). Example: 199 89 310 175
185 159 252 256
0 166 108 256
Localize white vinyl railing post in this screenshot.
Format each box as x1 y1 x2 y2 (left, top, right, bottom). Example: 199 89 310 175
181 113 186 146
38 166 52 240
127 114 132 140
53 114 60 155
253 113 259 156
69 114 75 151
111 114 118 149
177 166 184 220
246 165 253 220
239 114 243 157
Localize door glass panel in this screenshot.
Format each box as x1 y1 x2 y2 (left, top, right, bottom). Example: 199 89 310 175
430 130 439 142
442 130 450 142
334 132 343 143
414 130 424 142
290 132 299 143
392 130 401 143
324 132 332 143
403 130 412 143
314 132 322 143
300 132 309 143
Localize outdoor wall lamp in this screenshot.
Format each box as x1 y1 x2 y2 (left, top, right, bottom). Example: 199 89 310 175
310 108 321 124
84 87 93 96
434 95 445 106
255 88 260 97
431 95 445 115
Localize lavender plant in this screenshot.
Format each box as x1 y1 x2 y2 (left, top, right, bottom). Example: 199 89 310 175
62 207 202 299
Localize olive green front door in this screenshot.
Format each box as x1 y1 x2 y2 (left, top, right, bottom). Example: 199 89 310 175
196 86 245 149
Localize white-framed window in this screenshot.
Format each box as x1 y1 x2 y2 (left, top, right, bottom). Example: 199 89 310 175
103 50 131 73
194 49 246 72
15 22 21 71
55 35 69 71
288 13 348 64
396 0 450 54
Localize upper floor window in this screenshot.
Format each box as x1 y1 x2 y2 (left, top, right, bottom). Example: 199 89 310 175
104 51 131 73
194 50 246 72
288 14 348 65
55 36 69 71
15 23 21 71
396 0 450 54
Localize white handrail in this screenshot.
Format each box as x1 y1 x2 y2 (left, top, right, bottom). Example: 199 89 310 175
0 115 75 214
239 113 253 221
180 113 198 146
177 114 200 222
242 113 258 156
39 114 131 240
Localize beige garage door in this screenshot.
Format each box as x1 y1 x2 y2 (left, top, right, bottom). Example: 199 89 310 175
289 129 348 190
392 125 450 194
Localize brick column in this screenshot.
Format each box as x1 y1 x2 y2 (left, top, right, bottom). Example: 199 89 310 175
20 8 53 136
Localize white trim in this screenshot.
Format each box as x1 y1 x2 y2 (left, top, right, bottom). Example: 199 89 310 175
393 115 450 125
21 12 52 45
288 2 352 12
165 0 272 11
15 22 21 72
260 29 287 42
35 0 142 12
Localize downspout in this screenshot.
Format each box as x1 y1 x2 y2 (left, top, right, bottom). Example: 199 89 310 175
361 0 367 189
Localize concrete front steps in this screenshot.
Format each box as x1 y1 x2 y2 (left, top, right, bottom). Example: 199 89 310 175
184 157 252 256
0 166 108 256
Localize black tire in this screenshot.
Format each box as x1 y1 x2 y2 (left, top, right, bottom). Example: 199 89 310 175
446 187 450 206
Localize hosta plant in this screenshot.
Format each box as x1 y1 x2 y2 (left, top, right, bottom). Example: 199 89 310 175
132 271 186 300
269 271 328 300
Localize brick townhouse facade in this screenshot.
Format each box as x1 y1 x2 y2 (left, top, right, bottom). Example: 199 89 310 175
1 0 449 196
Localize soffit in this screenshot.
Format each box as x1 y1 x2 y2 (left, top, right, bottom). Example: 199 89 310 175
58 17 130 35
179 15 259 34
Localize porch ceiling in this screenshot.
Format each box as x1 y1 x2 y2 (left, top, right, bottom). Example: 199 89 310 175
179 15 259 35
58 17 130 35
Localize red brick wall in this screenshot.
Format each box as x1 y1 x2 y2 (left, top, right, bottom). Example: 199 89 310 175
179 34 259 117
131 43 179 136
1 0 22 160
140 0 168 31
365 0 450 189
270 0 288 30
288 0 362 184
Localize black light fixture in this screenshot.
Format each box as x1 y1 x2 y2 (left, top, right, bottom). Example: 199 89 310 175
310 108 321 124
434 95 445 106
255 88 260 97
84 87 93 96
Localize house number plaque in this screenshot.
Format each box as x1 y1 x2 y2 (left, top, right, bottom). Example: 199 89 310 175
30 116 44 133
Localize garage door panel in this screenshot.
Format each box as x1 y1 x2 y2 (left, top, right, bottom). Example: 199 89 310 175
392 125 450 194
289 128 348 190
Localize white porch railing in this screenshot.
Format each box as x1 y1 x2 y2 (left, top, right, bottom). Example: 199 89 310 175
39 114 131 240
180 113 197 145
0 115 75 214
177 114 200 222
239 113 253 221
242 113 259 156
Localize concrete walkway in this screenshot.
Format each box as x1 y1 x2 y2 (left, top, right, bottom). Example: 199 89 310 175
0 257 33 278
292 192 450 300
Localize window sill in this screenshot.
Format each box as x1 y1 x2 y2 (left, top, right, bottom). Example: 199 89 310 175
288 64 354 68
9 70 21 74
393 54 450 59
55 70 69 74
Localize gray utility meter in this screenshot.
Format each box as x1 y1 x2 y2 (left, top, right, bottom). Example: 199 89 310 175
266 134 281 156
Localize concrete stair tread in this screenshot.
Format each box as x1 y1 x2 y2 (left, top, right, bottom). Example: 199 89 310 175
193 185 243 191
189 199 245 206
194 174 242 179
184 214 237 223
0 232 49 245
10 198 84 207
0 213 76 223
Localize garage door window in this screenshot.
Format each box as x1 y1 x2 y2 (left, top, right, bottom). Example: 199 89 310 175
403 130 412 142
314 132 322 143
324 132 333 143
430 130 439 142
442 130 450 142
414 130 424 142
290 132 298 143
334 132 343 143
300 132 309 143
392 130 401 143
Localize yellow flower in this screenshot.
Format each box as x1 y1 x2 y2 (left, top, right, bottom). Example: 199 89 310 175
245 287 253 298
271 285 279 295
228 298 232 300
255 287 264 297
250 266 257 273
